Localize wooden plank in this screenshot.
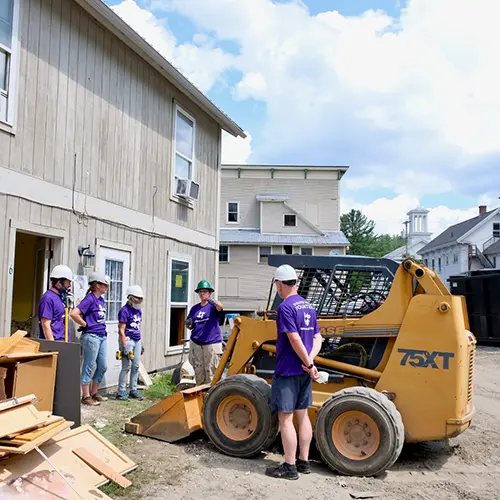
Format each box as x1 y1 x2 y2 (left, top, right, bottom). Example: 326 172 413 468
0 331 28 356
0 395 37 412
138 362 152 387
0 404 50 439
73 447 132 488
51 424 136 474
0 420 73 454
0 338 40 355
1 415 65 443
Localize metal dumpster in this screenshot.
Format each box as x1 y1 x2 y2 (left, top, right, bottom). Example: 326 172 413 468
449 269 500 345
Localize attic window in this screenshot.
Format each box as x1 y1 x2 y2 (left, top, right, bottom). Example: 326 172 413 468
493 223 500 238
284 214 296 227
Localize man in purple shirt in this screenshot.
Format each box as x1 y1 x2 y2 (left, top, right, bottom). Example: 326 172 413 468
266 264 323 481
185 279 224 385
38 265 73 342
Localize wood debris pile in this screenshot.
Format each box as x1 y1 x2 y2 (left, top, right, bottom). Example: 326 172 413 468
0 332 136 499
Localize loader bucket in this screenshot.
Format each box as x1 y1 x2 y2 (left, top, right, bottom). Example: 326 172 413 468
124 384 210 442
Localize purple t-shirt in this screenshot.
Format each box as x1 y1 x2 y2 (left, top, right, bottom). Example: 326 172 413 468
118 304 142 341
188 303 222 345
78 293 107 336
275 294 320 377
38 289 67 341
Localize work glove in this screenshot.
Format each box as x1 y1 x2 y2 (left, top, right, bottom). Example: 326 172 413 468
207 297 217 306
123 343 132 356
185 317 194 329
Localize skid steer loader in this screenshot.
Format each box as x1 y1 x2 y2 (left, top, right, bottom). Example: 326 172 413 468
125 256 476 477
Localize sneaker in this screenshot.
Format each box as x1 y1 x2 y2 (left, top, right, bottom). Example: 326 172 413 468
81 395 100 406
116 392 129 401
92 393 107 402
296 458 311 474
129 390 144 401
265 462 299 480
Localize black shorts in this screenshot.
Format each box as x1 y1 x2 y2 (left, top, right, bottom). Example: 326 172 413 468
271 373 312 413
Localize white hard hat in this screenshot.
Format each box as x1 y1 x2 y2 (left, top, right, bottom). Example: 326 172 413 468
274 264 298 282
49 265 73 281
88 271 110 286
126 285 144 298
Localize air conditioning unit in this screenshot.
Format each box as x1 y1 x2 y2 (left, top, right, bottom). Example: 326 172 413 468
175 178 200 201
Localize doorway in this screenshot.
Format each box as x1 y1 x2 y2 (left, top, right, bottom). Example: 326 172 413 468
99 246 131 389
10 232 55 337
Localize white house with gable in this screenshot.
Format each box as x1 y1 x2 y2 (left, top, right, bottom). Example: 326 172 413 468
419 205 500 287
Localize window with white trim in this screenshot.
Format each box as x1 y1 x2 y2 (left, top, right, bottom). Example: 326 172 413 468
493 222 500 238
170 258 190 347
227 202 239 223
301 247 313 256
284 214 297 227
0 0 17 124
174 106 195 184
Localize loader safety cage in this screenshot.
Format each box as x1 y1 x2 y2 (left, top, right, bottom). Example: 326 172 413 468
267 254 399 318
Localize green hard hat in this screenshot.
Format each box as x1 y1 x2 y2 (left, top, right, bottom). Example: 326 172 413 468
195 280 214 293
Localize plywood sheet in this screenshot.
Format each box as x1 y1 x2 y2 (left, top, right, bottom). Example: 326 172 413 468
0 404 50 439
1 416 65 443
0 331 27 357
0 395 37 413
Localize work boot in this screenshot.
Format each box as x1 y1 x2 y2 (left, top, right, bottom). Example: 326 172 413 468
92 392 107 402
81 395 100 406
129 390 144 401
116 392 129 401
265 462 299 480
296 458 311 474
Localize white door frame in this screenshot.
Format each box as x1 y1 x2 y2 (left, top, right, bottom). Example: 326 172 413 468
166 251 193 355
4 221 67 338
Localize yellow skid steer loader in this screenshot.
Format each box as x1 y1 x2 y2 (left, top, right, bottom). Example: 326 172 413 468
125 256 475 477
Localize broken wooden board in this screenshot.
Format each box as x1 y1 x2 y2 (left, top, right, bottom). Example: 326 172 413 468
0 468 112 499
0 404 51 439
1 338 41 355
0 420 73 455
0 416 65 443
0 395 36 412
51 425 137 476
73 447 132 488
138 362 152 387
0 331 27 357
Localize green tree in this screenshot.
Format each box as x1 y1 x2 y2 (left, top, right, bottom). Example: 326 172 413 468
340 209 377 256
371 234 406 257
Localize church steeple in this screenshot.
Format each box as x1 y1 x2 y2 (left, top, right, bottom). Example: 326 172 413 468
406 207 432 246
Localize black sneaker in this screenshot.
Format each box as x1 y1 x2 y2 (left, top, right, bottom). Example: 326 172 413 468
296 458 311 474
265 462 299 480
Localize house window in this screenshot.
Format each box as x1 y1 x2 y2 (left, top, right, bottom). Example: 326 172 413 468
494 223 500 238
104 259 124 321
284 245 293 255
301 247 313 256
170 259 190 347
0 0 19 125
259 246 271 264
453 254 458 263
284 214 297 227
227 202 239 223
219 245 229 263
432 258 435 270
174 106 195 183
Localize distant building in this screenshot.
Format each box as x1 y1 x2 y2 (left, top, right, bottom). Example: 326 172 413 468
384 207 432 262
419 205 500 287
218 164 350 315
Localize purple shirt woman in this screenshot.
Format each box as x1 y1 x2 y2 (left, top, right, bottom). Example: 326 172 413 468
70 271 110 406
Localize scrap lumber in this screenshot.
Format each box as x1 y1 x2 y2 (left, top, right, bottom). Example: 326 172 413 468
0 331 27 357
0 416 65 443
0 404 51 439
73 447 132 488
0 395 37 412
139 362 153 386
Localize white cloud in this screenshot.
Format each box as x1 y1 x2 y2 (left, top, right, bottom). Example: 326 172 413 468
221 130 253 164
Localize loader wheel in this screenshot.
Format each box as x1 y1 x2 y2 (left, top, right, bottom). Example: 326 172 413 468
202 374 279 458
315 387 404 477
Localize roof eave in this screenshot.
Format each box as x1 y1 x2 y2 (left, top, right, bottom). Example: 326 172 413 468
457 208 500 244
221 164 350 171
76 0 245 138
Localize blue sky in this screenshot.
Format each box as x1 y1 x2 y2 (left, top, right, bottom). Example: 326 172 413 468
106 0 500 236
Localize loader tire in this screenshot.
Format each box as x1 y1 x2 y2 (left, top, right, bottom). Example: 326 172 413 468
202 374 279 458
315 387 404 477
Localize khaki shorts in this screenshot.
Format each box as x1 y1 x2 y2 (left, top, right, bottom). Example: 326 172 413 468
188 341 222 386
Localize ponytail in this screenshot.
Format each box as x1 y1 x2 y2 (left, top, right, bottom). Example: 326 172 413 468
85 282 99 295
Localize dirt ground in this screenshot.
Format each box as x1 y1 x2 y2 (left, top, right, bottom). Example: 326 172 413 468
82 346 500 500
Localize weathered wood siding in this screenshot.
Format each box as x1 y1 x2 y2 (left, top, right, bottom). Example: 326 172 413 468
261 202 317 234
0 0 221 237
0 194 216 371
220 168 341 231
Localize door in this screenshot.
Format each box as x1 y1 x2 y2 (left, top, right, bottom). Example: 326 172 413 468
99 247 131 389
31 238 52 335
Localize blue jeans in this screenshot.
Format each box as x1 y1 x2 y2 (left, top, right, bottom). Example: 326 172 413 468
81 333 107 385
118 337 142 394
